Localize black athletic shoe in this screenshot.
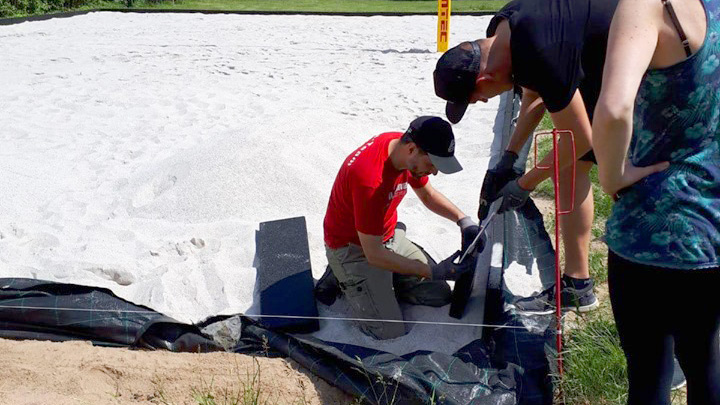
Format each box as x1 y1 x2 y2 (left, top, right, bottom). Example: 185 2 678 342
314 265 342 306
513 278 599 315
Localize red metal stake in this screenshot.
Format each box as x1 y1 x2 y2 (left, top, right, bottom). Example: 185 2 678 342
534 128 576 378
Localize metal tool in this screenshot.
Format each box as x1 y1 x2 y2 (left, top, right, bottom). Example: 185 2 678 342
458 199 501 263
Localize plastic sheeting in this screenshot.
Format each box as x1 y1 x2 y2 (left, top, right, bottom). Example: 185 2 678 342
477 199 557 405
234 315 521 405
481 90 557 405
0 277 222 352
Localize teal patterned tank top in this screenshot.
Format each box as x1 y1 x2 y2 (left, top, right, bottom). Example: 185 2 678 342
605 0 720 269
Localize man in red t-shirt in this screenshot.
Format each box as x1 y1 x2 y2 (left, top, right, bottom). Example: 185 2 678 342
323 116 479 340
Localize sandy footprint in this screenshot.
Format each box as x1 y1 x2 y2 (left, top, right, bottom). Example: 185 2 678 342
25 231 61 251
85 265 135 286
131 169 185 209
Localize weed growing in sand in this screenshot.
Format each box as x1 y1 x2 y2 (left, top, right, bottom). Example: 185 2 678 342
190 357 267 405
353 355 400 404
588 248 608 284
151 374 173 405
188 355 313 405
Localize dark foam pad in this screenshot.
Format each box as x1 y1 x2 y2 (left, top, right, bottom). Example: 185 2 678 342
449 234 487 319
449 262 477 319
256 216 319 333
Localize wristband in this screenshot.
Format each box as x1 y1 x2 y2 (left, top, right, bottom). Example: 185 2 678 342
457 216 474 230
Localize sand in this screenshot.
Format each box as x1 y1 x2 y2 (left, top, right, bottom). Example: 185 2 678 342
0 11 496 323
0 11 539 404
0 337 352 404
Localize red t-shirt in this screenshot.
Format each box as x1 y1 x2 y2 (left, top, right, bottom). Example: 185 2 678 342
324 132 429 249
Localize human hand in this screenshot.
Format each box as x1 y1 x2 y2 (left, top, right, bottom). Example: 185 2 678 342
430 251 475 281
478 151 523 220
602 160 670 197
457 216 479 251
458 217 486 255
497 179 531 213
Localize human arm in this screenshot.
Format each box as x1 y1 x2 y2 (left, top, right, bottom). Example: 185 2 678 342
507 88 547 154
413 181 466 223
353 182 472 279
478 88 546 218
358 231 433 278
358 232 475 280
592 0 670 195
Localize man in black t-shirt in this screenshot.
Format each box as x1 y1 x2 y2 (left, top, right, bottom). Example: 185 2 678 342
433 0 620 315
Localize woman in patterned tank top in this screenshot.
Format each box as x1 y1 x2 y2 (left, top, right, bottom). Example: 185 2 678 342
593 0 720 402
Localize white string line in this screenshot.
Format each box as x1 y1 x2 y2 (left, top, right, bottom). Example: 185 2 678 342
0 305 530 330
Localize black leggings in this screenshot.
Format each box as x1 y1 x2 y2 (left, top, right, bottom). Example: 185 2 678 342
608 251 720 405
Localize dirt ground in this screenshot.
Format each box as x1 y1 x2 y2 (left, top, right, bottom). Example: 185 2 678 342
0 338 352 405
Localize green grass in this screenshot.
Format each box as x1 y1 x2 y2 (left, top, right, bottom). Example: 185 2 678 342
118 0 507 13
560 308 687 405
559 311 629 405
187 356 310 405
589 248 608 284
528 112 631 403
0 0 120 18
2 0 508 21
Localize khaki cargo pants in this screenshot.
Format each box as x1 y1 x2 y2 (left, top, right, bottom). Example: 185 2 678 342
325 225 451 340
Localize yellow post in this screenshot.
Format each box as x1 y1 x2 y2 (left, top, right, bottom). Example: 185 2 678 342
437 0 451 52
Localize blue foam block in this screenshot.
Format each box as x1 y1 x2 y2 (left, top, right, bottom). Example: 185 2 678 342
255 216 319 333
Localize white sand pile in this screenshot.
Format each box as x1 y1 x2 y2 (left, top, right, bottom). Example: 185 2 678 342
0 12 522 355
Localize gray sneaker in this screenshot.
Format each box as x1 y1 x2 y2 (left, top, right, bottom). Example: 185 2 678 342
514 279 599 315
671 357 686 391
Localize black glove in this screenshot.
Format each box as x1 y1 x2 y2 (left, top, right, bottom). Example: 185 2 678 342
497 179 531 213
463 232 487 256
457 216 480 252
431 251 475 281
478 151 523 220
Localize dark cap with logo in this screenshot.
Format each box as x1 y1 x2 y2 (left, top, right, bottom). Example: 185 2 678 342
433 41 483 124
405 116 462 174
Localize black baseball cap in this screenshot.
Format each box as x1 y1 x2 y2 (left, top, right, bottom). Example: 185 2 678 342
405 116 462 174
433 41 483 124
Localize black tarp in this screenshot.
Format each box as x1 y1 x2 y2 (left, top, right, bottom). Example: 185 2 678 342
234 315 521 405
0 277 221 352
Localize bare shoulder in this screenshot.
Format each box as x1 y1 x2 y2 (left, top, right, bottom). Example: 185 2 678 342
609 0 664 46
614 0 664 24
